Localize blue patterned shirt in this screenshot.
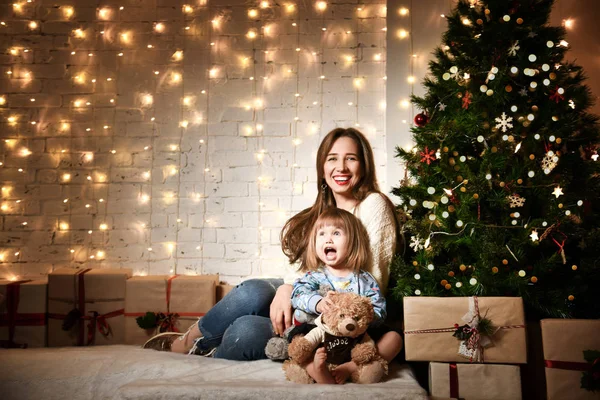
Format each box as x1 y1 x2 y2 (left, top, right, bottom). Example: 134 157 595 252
291 269 386 326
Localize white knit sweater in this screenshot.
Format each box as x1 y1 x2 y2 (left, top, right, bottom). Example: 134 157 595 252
283 192 397 295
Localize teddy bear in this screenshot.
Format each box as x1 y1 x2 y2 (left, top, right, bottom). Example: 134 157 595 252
282 292 388 384
265 284 333 361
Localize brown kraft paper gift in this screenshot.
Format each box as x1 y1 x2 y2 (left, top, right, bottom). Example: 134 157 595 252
125 274 217 345
47 268 131 347
404 296 527 364
541 318 600 400
0 279 47 348
429 362 522 400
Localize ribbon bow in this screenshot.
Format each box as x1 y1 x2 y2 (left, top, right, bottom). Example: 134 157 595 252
83 309 123 346
454 297 494 362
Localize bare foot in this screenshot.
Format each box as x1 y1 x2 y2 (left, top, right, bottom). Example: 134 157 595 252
331 361 358 384
311 348 336 384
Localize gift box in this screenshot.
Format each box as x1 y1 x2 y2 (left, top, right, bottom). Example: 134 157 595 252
404 296 527 364
541 318 600 400
0 279 47 348
48 268 131 347
124 274 217 345
429 362 522 400
216 283 235 302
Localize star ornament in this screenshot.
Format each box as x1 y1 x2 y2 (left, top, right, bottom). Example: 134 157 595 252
552 186 564 198
530 230 539 242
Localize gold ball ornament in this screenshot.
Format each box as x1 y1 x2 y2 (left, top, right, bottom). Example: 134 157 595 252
568 295 575 301
549 72 557 80
529 154 535 160
552 116 559 121
441 279 448 286
448 205 455 212
491 146 498 153
492 266 499 273
572 265 578 271
460 187 466 192
443 146 449 153
412 261 418 266
505 85 513 92
473 193 479 199
453 151 459 156
445 283 452 290
517 179 523 184
558 203 563 209
457 175 463 182
454 166 461 171
459 264 467 271
532 105 539 112
517 18 523 24
556 138 562 144
485 9 490 14
448 271 455 277
477 19 483 25
531 276 538 283
449 157 456 166
499 181 506 187
502 259 509 265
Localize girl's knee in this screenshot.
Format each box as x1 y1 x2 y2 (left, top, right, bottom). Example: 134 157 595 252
218 315 273 360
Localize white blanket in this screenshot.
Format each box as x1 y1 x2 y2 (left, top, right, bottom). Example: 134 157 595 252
0 345 427 399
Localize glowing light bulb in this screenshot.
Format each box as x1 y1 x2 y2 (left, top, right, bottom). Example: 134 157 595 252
0 96 5 105
247 29 257 39
316 1 327 11
62 6 74 18
248 9 258 18
183 4 193 13
154 22 165 32
260 1 269 8
179 120 189 128
563 18 574 29
59 222 69 230
399 7 409 16
62 173 71 181
171 72 182 83
29 21 38 29
140 194 150 203
397 29 408 39
99 223 108 230
98 8 111 20
73 29 85 38
172 50 183 61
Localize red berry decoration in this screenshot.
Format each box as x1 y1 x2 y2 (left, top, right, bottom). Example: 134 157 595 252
414 113 429 127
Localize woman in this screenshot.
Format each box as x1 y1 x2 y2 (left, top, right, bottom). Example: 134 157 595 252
144 128 403 367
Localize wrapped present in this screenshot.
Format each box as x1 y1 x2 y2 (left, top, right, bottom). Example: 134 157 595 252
404 296 527 363
541 319 600 400
429 362 522 400
0 279 47 348
216 283 235 302
48 268 131 347
125 274 217 345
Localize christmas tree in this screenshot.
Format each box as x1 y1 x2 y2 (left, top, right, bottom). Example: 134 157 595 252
390 0 600 319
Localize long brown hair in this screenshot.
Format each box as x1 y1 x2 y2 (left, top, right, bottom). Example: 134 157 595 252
304 208 371 273
280 127 400 271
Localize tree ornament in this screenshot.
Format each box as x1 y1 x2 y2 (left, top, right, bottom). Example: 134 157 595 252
414 113 429 127
419 146 436 165
552 186 564 198
461 91 472 109
541 151 559 174
494 112 513 132
549 86 565 103
508 194 526 208
507 41 520 56
409 235 425 251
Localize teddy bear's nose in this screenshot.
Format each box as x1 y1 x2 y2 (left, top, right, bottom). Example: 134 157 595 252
346 323 355 331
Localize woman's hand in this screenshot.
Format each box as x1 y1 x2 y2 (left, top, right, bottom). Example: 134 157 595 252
270 284 293 336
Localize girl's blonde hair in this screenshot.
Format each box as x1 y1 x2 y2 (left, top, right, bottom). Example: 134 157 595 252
304 207 372 273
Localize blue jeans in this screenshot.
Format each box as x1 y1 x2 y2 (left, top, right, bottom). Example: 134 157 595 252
196 278 283 360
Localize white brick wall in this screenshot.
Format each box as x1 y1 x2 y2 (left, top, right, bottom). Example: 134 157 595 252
0 0 387 282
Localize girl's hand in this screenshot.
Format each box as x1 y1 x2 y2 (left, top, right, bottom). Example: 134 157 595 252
270 284 293 336
316 291 336 314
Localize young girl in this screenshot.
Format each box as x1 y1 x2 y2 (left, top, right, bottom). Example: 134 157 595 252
291 207 386 384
